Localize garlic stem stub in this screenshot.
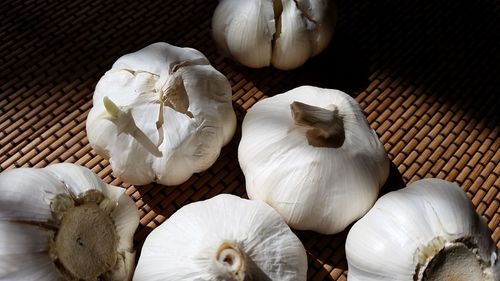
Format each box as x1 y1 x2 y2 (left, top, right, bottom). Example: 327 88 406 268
238 86 389 234
86 42 237 186
0 163 139 281
133 194 307 281
212 0 336 70
345 178 499 281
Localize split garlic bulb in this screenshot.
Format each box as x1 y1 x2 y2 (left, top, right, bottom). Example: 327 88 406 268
346 178 499 281
133 194 307 281
0 163 139 281
238 86 389 234
86 42 237 186
212 0 336 70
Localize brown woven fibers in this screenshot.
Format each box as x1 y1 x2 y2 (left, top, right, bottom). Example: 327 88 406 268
0 0 498 280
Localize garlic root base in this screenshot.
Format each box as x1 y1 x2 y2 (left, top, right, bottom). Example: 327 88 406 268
416 239 497 281
49 192 119 280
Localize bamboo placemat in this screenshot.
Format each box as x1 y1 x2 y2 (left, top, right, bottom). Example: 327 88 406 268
1 0 498 280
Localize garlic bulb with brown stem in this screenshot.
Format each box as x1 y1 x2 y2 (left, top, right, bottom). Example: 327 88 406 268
238 86 390 234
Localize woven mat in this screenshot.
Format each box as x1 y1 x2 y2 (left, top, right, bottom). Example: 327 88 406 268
1 0 499 279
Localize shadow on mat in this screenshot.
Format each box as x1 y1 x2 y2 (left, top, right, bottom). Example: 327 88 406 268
295 228 349 280
379 161 405 196
336 0 500 125
228 28 371 98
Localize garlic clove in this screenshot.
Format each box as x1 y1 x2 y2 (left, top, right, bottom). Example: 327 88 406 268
89 96 164 185
111 251 136 281
112 42 210 75
345 178 499 281
45 163 109 198
175 63 236 146
159 65 236 175
293 0 336 56
0 222 52 255
0 253 62 280
0 168 66 222
212 0 275 68
108 190 139 280
345 202 423 278
108 101 164 184
0 224 62 278
109 185 140 253
271 0 312 70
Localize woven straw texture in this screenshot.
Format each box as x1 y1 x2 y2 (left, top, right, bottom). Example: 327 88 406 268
1 0 499 280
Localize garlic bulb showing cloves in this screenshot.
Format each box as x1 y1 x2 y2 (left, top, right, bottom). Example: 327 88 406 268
346 178 499 281
238 86 389 234
133 194 307 281
212 0 336 70
0 163 139 281
86 42 237 186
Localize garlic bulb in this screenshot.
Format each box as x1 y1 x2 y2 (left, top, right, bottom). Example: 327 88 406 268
86 42 237 186
238 86 389 234
0 163 139 281
133 194 307 281
346 178 499 281
212 0 336 70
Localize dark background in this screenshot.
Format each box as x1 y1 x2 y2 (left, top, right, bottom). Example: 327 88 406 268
1 1 498 280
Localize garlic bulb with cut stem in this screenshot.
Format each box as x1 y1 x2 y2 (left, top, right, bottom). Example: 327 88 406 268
345 178 499 281
0 163 139 281
212 0 336 70
133 194 307 281
86 42 237 186
238 86 389 234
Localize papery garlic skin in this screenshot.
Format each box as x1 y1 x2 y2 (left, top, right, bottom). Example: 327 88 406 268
86 42 237 186
212 0 336 70
0 163 139 281
133 194 307 281
212 0 275 68
345 178 499 281
238 86 389 234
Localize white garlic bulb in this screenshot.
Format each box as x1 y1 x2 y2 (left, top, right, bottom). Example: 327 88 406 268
133 194 307 281
212 0 336 70
238 86 389 234
86 42 237 186
345 178 499 281
0 163 139 281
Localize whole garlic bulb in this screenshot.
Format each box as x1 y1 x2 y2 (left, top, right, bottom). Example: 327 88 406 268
133 194 307 281
86 42 237 186
346 178 499 281
0 163 139 281
238 86 389 234
212 0 336 70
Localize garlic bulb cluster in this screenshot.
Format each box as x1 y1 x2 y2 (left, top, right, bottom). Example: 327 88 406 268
0 163 139 281
238 86 389 234
133 194 307 281
86 42 237 186
346 178 499 281
212 0 336 70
